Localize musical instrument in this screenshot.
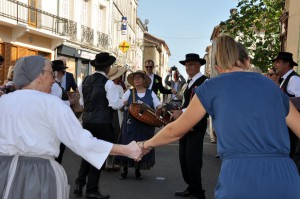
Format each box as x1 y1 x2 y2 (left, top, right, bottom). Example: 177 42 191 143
129 103 167 127
156 102 181 124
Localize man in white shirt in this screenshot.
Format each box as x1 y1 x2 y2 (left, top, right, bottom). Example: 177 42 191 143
74 53 125 199
273 51 300 172
171 53 208 199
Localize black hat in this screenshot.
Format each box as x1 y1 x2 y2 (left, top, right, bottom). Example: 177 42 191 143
51 60 68 71
90 52 116 68
271 52 298 66
179 53 206 66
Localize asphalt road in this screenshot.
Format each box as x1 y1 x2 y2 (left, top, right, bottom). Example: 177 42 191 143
62 134 221 199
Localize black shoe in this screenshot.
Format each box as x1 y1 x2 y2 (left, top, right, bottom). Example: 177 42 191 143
215 154 220 158
175 190 191 197
135 169 143 180
85 191 110 199
119 170 128 180
73 184 83 196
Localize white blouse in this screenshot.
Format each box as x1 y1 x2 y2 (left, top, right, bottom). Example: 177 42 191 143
122 89 161 109
0 90 112 169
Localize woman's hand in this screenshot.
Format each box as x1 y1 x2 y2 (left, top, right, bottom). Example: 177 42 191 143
125 141 143 161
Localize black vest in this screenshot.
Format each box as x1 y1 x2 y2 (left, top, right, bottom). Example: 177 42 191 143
82 73 114 124
182 75 209 131
281 70 300 97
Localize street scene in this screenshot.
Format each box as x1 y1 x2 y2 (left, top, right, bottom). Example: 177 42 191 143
1 0 300 199
63 134 221 199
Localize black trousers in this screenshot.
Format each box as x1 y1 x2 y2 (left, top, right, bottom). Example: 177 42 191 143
179 127 206 197
75 122 114 194
55 143 66 164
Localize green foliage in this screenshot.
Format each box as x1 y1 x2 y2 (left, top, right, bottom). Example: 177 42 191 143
221 0 283 72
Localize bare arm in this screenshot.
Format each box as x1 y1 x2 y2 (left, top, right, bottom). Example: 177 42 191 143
110 141 142 161
286 101 300 138
144 95 207 148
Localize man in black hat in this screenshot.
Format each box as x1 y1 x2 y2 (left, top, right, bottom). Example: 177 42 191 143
171 53 208 199
144 59 176 96
57 57 78 92
51 60 70 165
73 52 124 199
273 51 300 172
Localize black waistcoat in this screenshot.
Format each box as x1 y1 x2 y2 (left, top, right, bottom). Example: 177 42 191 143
182 75 209 131
82 73 114 124
281 70 300 97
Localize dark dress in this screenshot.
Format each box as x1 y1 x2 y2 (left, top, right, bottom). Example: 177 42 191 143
115 89 155 169
196 72 300 199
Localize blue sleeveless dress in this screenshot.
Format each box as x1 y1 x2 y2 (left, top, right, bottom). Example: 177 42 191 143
116 89 155 169
196 72 300 199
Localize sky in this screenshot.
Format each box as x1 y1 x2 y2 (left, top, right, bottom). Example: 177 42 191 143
137 0 238 78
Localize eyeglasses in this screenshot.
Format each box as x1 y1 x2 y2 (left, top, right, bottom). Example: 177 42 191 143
42 69 55 78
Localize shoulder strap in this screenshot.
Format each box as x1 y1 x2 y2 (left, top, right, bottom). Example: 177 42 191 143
131 88 136 103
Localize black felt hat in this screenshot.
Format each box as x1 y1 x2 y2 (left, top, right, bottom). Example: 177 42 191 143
179 53 206 66
272 52 298 66
52 60 68 71
90 52 116 68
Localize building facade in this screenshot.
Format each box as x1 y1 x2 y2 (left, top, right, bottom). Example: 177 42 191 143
280 0 300 73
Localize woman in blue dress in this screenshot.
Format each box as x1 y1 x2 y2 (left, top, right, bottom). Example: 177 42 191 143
116 70 162 180
142 36 300 199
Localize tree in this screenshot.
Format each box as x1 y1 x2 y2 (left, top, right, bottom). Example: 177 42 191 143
220 0 284 72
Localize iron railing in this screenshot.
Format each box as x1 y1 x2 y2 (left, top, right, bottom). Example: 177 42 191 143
0 0 77 38
97 31 109 49
81 25 94 45
1 0 110 49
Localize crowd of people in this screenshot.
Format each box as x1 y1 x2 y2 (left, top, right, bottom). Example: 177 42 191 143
1 35 300 199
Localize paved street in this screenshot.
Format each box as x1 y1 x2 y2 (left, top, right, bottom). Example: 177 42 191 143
62 133 221 199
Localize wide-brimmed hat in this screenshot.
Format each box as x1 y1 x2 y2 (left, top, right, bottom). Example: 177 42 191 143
90 52 116 68
271 52 298 66
108 66 126 80
127 70 151 88
51 60 68 72
179 53 206 66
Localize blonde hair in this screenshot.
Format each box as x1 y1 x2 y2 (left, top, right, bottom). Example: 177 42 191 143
212 35 249 70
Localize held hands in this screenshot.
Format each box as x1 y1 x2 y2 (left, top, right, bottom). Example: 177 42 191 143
137 141 152 156
126 141 143 161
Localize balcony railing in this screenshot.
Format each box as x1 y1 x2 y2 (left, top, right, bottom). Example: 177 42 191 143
81 25 94 45
0 0 77 38
1 0 110 50
97 31 109 49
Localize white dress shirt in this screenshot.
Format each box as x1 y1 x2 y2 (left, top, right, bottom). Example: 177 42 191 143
123 89 161 109
182 72 204 112
148 73 154 90
78 71 124 109
281 69 300 97
51 82 70 106
0 90 112 169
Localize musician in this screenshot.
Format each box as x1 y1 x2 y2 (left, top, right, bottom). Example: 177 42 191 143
164 66 186 107
115 70 162 180
171 53 208 199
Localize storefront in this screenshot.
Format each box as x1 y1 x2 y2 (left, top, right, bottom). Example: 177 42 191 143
56 44 97 85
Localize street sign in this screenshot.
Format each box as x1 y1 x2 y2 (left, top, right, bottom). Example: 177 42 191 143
119 40 130 53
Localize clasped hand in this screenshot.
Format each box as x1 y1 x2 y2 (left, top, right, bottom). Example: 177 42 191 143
126 141 152 161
